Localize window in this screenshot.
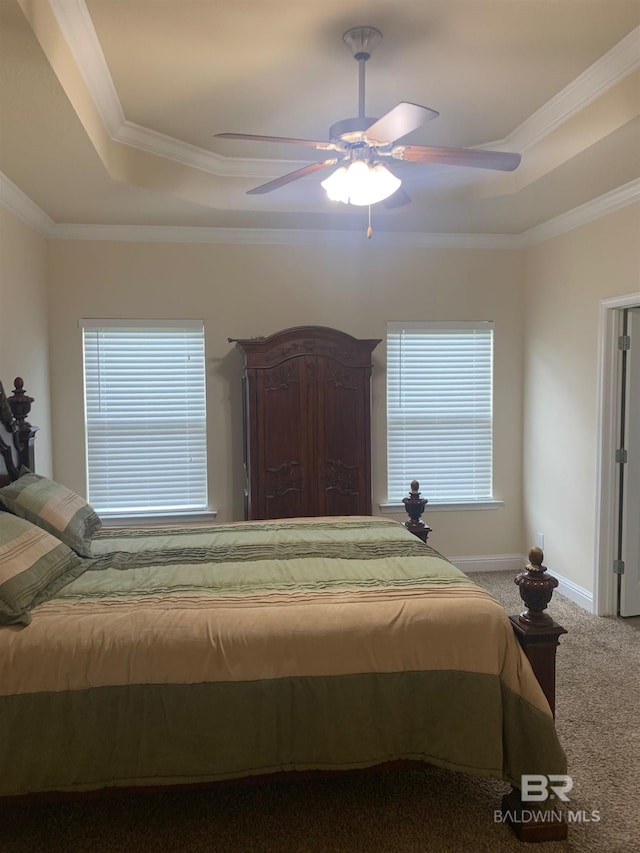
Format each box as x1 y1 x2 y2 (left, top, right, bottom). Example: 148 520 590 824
386 322 494 505
81 319 208 517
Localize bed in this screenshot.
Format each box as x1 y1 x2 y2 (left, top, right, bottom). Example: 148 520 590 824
0 377 567 840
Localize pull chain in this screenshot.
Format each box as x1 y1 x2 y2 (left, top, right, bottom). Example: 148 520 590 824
367 204 373 239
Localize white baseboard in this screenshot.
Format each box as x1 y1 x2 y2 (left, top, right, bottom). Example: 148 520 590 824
451 553 594 613
547 571 594 612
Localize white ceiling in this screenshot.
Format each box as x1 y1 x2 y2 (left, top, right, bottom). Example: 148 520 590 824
0 0 639 241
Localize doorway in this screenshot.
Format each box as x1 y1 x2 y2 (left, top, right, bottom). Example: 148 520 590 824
595 293 640 617
618 307 640 616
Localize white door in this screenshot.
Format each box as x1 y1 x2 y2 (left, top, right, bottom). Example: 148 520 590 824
620 307 640 617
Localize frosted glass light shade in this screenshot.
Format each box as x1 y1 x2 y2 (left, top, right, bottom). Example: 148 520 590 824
321 165 350 203
321 161 401 206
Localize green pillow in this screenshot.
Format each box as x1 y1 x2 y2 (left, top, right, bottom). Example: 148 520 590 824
0 470 102 557
0 512 85 626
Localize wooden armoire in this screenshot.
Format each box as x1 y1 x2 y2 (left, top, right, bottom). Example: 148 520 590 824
230 326 381 520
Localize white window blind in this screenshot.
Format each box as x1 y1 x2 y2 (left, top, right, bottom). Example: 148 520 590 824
82 320 208 516
387 322 494 503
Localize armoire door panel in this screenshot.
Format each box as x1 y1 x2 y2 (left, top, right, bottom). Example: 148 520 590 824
260 360 308 518
317 360 368 515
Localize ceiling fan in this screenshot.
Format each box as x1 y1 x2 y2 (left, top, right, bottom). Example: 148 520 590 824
214 26 521 208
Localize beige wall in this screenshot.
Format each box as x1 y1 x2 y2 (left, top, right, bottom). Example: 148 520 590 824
523 202 640 592
46 239 525 558
0 207 52 475
6 200 639 593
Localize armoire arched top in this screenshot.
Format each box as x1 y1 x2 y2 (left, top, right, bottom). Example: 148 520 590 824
229 325 381 370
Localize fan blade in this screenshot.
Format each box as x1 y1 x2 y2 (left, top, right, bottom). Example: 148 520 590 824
246 159 339 195
366 103 439 145
383 187 412 209
394 144 521 171
215 132 337 151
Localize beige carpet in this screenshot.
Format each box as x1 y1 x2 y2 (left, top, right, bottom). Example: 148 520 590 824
2 571 638 853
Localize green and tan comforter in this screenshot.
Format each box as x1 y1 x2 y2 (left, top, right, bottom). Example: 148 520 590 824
0 516 566 797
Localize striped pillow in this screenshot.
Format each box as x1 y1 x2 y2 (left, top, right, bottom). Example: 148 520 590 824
0 512 84 626
0 470 102 557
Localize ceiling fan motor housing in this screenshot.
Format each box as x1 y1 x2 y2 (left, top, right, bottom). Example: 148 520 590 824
329 116 381 145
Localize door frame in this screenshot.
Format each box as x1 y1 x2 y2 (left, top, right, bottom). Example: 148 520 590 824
594 292 640 615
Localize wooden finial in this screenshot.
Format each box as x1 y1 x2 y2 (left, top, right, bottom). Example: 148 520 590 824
8 377 33 428
514 547 559 626
402 480 431 542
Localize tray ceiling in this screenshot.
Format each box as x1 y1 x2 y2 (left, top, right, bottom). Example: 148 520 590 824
0 0 639 240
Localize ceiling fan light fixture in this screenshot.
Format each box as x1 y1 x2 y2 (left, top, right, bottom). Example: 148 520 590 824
321 161 401 206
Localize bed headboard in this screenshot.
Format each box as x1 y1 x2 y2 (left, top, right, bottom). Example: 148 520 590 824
0 377 37 486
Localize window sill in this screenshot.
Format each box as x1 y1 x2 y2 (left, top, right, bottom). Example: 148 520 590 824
379 500 504 513
100 510 218 528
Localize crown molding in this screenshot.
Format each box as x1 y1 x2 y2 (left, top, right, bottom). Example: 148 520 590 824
32 224 521 249
0 174 56 235
519 178 640 247
115 121 295 180
2 171 637 249
48 0 124 136
46 1 640 177
501 26 640 153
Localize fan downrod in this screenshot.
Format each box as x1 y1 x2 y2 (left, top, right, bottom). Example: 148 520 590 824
331 26 384 141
